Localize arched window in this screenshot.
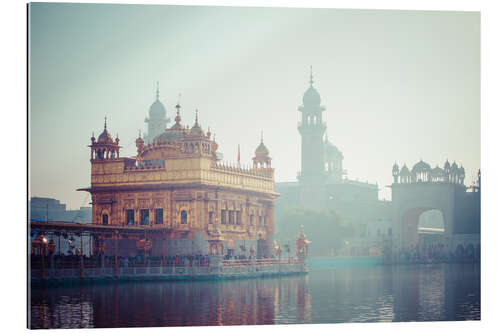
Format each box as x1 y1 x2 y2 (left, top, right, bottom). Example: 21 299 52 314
181 210 188 224
102 214 108 225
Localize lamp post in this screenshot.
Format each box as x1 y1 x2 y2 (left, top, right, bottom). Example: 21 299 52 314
41 235 48 280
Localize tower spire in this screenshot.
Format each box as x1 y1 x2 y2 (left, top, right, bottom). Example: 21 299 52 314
104 116 107 130
309 65 314 86
155 82 159 100
195 109 199 125
261 130 263 143
174 94 182 127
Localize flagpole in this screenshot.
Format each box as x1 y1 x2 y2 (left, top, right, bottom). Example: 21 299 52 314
237 144 241 167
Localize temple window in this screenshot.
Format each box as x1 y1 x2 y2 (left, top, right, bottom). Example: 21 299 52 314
140 209 149 225
126 209 134 225
221 210 226 224
181 210 188 224
155 209 163 225
228 210 234 224
208 211 213 224
264 216 267 226
250 214 254 226
259 216 262 226
102 214 108 225
236 211 241 225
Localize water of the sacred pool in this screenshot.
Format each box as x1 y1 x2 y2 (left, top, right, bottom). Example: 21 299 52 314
29 263 480 328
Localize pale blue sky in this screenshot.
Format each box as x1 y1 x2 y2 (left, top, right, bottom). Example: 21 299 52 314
28 3 480 208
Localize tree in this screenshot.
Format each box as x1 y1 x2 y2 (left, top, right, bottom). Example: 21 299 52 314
274 205 359 257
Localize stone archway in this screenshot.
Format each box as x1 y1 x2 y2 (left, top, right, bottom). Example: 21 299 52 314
400 208 445 247
391 182 457 261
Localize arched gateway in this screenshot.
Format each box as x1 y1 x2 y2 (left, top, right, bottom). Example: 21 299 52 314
390 160 480 262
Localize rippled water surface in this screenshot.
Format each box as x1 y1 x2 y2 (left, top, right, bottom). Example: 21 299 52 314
29 263 480 328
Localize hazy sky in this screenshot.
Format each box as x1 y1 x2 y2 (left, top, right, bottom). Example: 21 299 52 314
29 3 480 208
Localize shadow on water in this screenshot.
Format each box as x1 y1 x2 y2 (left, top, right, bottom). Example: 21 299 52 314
29 262 480 328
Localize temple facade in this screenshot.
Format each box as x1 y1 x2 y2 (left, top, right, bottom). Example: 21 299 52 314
81 102 278 258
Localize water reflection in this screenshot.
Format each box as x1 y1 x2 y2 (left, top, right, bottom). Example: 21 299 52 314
30 263 480 328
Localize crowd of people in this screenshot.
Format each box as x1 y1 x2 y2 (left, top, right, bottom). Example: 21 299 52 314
31 251 285 269
397 242 478 263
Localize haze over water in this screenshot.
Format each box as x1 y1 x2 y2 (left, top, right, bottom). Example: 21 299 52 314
30 263 480 328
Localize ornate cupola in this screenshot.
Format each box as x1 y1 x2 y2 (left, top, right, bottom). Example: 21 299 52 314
296 225 310 259
135 130 145 155
444 159 451 181
399 164 411 183
253 131 272 168
89 117 120 160
450 161 459 183
458 165 466 184
189 109 205 136
170 102 183 131
392 162 400 183
302 70 321 107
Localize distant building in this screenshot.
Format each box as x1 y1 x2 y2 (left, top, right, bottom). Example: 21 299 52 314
29 197 91 223
80 102 278 257
144 83 170 144
29 197 92 255
275 69 392 255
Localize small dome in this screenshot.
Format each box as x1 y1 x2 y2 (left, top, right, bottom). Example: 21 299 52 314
324 140 342 158
412 160 431 173
392 162 399 172
444 160 451 170
432 165 443 172
303 86 321 106
451 161 458 171
153 129 184 144
190 125 204 136
400 164 410 175
149 99 166 119
190 110 204 136
97 128 113 144
255 142 269 155
431 165 445 176
297 227 310 244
